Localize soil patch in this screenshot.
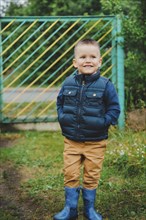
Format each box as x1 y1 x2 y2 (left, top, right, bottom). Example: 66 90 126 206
126 108 146 131
0 138 16 148
0 133 21 148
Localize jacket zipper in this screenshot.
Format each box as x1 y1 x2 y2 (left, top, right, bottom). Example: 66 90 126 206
77 79 85 130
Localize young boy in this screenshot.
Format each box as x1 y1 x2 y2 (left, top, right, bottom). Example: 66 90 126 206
54 39 120 220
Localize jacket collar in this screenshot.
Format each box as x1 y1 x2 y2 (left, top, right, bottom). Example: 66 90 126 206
74 70 100 84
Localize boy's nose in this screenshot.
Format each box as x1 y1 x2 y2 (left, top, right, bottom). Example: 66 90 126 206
85 57 91 62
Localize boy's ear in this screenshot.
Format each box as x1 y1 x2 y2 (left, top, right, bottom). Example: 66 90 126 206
73 59 77 68
98 57 102 68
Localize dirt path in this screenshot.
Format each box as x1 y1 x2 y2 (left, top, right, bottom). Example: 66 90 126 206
0 162 43 220
0 137 52 220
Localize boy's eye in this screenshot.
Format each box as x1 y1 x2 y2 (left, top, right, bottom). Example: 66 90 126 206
80 56 86 58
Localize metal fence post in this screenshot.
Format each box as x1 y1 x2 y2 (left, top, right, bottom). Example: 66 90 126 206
111 17 117 85
0 21 3 123
117 15 125 129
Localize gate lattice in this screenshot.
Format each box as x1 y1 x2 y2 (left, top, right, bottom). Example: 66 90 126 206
0 16 124 128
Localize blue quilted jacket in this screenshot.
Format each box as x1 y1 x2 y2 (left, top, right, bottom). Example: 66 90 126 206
57 71 120 141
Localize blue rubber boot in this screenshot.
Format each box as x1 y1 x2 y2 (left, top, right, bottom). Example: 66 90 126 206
82 188 102 220
53 187 80 220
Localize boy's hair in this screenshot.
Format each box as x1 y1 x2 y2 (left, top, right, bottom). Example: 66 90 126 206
74 39 100 56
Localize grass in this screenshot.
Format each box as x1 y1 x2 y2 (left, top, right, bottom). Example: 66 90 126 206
0 128 146 220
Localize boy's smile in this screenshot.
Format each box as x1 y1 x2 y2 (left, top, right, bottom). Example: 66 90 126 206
73 44 102 75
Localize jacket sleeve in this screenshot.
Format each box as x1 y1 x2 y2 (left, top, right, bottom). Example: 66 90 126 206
56 86 64 120
104 81 121 127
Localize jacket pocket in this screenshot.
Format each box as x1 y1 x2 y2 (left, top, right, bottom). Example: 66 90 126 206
85 91 103 106
63 89 77 105
84 115 105 130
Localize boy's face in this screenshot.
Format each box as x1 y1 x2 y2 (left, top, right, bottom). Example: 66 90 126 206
73 44 102 75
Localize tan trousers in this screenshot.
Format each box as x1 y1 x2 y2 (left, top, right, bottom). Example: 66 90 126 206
63 137 107 189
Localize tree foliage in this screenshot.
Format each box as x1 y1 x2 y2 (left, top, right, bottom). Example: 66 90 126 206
4 0 146 109
101 0 146 109
5 0 101 16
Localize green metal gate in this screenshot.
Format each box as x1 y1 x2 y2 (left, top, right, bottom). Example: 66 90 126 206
0 16 124 128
